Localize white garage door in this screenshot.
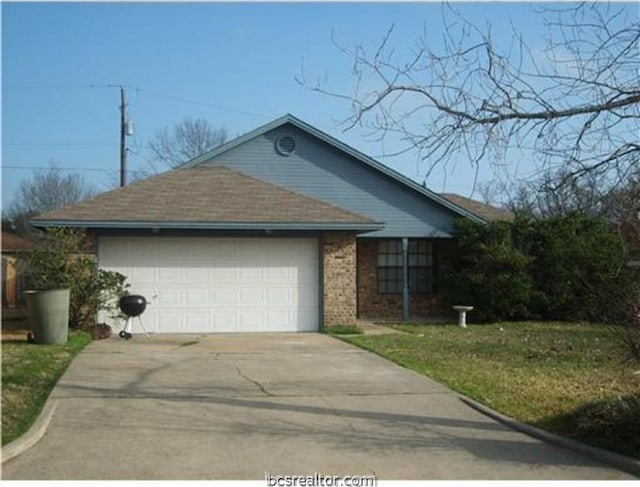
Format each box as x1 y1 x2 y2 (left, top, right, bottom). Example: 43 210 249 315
98 236 319 333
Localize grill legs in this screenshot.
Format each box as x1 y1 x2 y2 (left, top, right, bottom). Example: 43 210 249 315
118 316 149 340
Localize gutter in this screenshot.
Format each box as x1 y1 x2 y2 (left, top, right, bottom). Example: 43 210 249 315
30 219 385 233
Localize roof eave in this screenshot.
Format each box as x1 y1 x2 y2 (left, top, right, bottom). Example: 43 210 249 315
30 219 385 233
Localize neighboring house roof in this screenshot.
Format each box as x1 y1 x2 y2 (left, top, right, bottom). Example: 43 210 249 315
1 231 40 252
184 114 486 225
440 193 515 222
32 166 382 232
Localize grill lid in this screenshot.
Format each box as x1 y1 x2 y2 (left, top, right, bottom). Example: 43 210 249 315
119 294 147 317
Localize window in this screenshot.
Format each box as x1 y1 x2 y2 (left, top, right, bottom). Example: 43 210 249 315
377 240 403 294
377 239 434 294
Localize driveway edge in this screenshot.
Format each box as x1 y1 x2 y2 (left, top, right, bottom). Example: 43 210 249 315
459 396 640 478
1 399 58 464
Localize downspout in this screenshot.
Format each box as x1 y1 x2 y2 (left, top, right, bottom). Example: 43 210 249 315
318 234 325 330
402 237 410 322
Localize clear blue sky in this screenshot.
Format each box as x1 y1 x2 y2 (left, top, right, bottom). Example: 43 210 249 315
2 2 629 209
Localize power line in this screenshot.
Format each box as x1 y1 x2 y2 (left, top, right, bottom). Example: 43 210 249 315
2 143 118 147
5 83 277 119
130 86 274 120
1 165 118 174
3 85 110 90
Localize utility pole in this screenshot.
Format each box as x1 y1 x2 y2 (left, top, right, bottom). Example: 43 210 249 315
119 86 127 187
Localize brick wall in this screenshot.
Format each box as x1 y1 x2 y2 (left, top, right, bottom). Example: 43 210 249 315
323 232 357 326
356 238 452 321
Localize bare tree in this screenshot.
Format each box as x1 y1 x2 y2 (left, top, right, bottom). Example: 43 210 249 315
301 3 639 192
147 117 228 170
4 163 96 238
476 164 639 228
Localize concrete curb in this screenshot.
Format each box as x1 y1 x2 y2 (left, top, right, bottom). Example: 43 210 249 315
1 399 58 464
460 395 640 478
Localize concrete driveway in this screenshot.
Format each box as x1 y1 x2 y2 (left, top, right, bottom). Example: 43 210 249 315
1 333 634 480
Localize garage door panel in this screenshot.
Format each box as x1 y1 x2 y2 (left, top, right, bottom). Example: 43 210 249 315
239 287 264 305
239 310 263 328
184 267 209 282
266 288 291 304
213 312 237 332
213 288 237 305
128 267 156 281
265 267 292 282
98 237 319 333
158 267 183 281
158 288 183 306
185 312 211 330
213 267 237 282
158 310 186 331
185 289 210 305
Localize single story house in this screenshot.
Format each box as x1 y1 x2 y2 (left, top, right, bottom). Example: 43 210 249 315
33 114 493 333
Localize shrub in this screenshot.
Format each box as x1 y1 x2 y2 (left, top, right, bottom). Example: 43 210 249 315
439 219 534 322
21 228 129 328
522 213 636 322
440 214 639 325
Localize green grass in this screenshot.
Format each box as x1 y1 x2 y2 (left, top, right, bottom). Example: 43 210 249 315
1 331 92 446
323 324 364 335
340 321 640 458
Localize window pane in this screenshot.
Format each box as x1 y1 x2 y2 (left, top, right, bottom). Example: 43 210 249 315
377 239 436 294
377 240 402 267
378 267 402 294
388 253 402 266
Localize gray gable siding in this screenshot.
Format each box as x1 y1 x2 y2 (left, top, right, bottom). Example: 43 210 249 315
198 123 459 238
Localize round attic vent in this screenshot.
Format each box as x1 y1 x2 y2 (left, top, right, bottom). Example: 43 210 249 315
275 136 296 156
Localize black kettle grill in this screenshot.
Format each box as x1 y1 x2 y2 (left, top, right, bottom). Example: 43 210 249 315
118 294 148 340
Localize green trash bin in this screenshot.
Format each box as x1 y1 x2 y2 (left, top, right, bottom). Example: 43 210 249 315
24 288 70 345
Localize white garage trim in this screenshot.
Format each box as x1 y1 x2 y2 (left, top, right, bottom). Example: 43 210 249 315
98 236 319 333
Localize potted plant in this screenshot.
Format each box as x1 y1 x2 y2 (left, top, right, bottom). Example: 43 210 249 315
21 228 74 345
24 243 71 344
22 231 77 344
21 228 131 344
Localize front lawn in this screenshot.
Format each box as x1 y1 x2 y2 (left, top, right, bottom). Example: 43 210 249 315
340 322 640 459
1 330 92 445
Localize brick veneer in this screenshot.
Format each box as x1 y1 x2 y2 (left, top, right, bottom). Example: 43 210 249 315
357 239 452 321
323 232 357 326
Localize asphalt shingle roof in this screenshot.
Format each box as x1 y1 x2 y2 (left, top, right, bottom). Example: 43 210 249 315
440 193 515 222
34 166 376 227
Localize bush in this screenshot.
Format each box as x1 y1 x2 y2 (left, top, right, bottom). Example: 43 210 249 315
21 228 129 328
521 213 636 322
440 214 639 325
439 219 534 322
